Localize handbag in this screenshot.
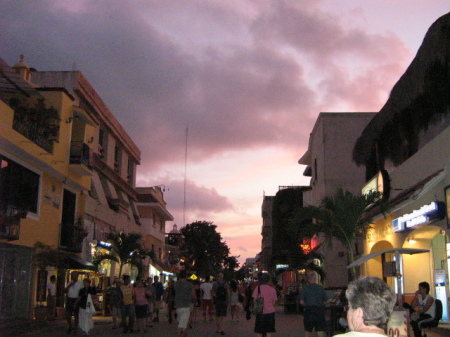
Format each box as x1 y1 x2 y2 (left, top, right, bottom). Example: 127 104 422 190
251 286 264 315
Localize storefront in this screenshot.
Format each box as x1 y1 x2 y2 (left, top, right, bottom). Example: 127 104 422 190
358 169 449 323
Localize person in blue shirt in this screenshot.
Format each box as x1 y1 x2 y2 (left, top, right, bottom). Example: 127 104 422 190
300 272 328 337
152 275 165 322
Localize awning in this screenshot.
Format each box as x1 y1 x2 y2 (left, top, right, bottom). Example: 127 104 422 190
347 248 429 269
151 259 173 273
63 254 97 271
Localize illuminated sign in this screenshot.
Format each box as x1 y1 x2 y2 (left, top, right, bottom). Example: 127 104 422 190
392 201 445 232
276 264 289 269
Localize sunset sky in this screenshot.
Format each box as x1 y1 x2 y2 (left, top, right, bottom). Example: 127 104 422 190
1 1 449 265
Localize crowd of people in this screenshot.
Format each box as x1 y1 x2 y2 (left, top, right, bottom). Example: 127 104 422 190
58 270 437 337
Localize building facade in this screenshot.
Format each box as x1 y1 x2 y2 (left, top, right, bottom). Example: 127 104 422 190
136 186 174 282
299 112 376 288
0 55 174 318
352 12 450 321
0 56 96 318
260 195 274 271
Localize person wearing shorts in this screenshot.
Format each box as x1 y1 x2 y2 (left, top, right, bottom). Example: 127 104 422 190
174 270 194 337
300 272 328 337
200 276 214 321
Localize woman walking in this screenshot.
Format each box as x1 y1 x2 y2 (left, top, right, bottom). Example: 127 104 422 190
229 280 240 322
134 278 152 333
252 273 278 337
75 279 96 336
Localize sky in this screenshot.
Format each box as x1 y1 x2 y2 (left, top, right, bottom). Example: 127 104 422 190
1 1 449 265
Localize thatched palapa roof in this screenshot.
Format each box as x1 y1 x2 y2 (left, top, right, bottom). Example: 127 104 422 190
353 12 450 166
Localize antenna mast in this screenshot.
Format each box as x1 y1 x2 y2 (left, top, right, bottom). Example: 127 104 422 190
183 126 188 226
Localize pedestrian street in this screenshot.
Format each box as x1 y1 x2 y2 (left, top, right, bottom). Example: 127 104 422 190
17 306 305 337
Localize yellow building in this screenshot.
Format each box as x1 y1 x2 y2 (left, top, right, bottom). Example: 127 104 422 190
0 56 96 318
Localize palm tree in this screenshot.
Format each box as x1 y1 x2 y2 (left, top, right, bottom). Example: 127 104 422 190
289 188 381 280
94 231 153 277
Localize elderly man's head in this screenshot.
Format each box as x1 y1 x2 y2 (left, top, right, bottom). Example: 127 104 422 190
346 276 395 330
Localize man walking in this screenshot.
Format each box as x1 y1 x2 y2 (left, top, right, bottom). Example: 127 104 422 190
212 273 229 335
120 274 135 333
64 271 84 334
300 272 328 337
174 270 194 337
152 275 164 322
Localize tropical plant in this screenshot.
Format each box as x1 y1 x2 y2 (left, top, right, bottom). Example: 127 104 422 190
93 231 152 277
289 188 382 280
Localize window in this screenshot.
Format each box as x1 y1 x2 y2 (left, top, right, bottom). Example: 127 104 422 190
127 158 134 184
98 129 105 158
0 155 40 214
114 145 121 173
314 158 318 182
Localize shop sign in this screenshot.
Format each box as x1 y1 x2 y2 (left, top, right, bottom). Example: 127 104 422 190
392 201 445 232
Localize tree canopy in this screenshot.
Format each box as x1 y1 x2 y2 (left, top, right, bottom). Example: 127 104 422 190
179 221 231 278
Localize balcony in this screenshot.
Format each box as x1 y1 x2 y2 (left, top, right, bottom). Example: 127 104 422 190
0 206 26 241
59 223 88 253
69 141 93 176
107 197 129 213
10 95 60 153
13 115 58 153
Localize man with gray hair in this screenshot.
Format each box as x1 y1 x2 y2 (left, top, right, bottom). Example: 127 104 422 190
300 271 328 337
334 276 396 337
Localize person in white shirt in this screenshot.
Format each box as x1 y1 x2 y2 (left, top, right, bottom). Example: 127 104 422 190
403 282 436 337
200 276 214 322
64 271 84 334
47 275 56 320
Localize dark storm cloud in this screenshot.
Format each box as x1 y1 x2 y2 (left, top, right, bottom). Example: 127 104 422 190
1 0 411 216
0 0 351 172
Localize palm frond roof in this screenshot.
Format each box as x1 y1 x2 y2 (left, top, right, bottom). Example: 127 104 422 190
353 12 450 165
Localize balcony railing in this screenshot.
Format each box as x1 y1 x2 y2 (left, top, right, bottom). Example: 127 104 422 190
69 141 93 175
59 223 88 253
70 141 92 168
13 117 56 153
0 206 25 241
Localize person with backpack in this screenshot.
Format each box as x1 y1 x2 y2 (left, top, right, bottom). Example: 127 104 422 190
212 273 229 335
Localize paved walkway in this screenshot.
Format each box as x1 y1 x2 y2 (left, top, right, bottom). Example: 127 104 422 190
6 306 306 337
